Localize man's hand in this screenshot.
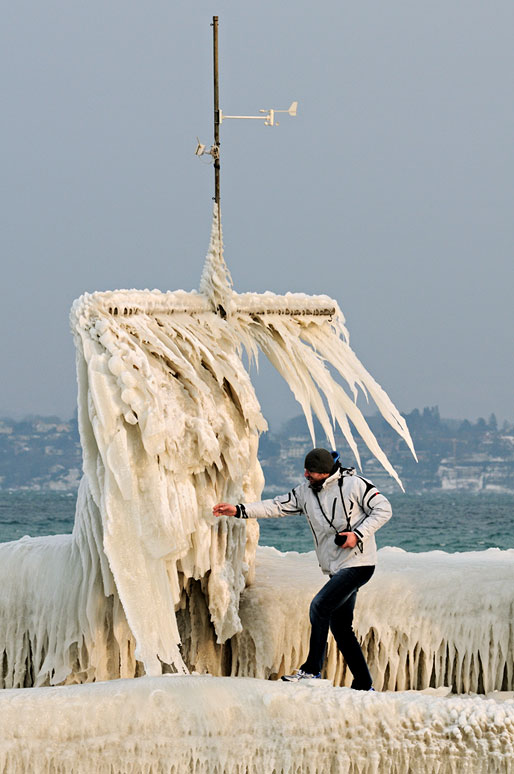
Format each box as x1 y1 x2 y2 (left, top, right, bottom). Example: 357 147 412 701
213 503 237 517
337 531 358 549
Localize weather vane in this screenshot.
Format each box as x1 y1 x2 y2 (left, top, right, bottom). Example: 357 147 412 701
195 16 298 208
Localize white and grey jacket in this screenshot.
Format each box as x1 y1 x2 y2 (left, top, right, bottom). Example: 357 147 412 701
237 467 392 575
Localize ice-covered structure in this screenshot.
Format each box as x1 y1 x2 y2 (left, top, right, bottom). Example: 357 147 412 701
0 208 418 688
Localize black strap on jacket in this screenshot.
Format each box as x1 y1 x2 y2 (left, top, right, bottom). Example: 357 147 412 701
313 473 353 535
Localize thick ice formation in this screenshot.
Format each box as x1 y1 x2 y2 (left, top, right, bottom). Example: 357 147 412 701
0 207 418 687
0 675 512 773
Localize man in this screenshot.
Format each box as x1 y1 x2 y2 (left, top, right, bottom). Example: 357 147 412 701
213 448 392 689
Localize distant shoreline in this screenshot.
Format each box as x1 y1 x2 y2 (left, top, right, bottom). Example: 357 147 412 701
1 408 514 494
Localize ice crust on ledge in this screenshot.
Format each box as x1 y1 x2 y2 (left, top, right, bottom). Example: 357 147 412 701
0 675 512 774
1 535 512 696
227 547 514 694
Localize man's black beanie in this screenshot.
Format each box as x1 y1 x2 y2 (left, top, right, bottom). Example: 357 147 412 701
304 448 335 474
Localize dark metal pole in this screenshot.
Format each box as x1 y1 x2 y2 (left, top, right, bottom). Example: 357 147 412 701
211 16 226 316
212 16 220 207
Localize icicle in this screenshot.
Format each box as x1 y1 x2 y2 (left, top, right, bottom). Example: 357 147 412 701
233 307 415 489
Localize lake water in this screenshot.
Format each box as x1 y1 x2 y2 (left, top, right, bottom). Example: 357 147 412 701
259 491 514 553
0 490 512 553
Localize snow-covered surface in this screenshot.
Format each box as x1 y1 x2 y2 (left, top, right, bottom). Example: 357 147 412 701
0 674 512 773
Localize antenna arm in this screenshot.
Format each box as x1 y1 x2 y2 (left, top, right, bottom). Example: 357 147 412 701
220 113 268 122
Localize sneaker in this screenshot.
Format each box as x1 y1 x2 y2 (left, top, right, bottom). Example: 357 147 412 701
281 669 322 682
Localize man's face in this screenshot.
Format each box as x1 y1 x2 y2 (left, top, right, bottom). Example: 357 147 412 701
304 469 330 486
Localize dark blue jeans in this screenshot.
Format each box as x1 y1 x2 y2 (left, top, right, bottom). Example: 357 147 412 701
300 565 375 689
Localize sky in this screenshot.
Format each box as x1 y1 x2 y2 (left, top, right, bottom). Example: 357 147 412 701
1 0 513 430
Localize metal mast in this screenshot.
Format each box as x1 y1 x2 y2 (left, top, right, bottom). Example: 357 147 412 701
212 16 220 209
195 17 296 217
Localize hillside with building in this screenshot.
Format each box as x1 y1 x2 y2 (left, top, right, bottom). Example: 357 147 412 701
1 407 513 494
260 407 514 495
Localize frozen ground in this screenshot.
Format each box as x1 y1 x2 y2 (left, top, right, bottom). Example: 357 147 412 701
0 674 512 773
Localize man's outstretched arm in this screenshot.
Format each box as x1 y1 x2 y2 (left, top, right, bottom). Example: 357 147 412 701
213 489 305 519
